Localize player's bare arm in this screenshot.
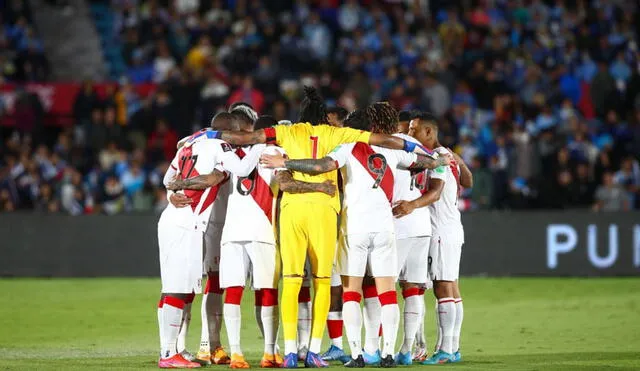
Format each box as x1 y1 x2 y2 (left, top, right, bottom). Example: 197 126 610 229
410 155 451 170
166 169 227 191
261 151 338 176
275 170 336 196
453 152 473 188
393 178 444 218
368 133 437 158
219 130 266 145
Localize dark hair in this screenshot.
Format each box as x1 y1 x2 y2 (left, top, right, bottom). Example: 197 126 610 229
343 109 371 131
210 112 237 130
299 86 327 125
254 115 278 131
327 106 349 121
410 111 438 127
398 110 411 122
366 102 398 135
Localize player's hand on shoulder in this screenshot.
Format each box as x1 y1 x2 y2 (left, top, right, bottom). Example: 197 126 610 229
169 192 193 208
319 180 336 197
392 200 415 218
435 153 453 168
451 151 464 166
260 151 287 169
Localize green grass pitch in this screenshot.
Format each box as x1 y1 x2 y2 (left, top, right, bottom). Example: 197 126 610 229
0 278 639 370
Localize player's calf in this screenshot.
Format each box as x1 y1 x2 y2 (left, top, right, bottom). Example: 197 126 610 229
198 272 227 364
223 286 248 368
297 285 312 360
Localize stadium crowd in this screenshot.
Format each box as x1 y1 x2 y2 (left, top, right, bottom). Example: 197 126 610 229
1 0 640 214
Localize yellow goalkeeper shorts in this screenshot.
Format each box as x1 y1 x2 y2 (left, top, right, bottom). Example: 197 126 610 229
278 202 337 279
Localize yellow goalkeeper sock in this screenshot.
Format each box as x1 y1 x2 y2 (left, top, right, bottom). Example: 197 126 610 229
281 276 303 355
309 277 331 354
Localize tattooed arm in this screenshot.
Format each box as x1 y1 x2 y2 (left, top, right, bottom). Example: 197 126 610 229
260 150 340 175
275 170 336 196
219 130 266 146
283 157 339 175
166 169 227 191
409 155 451 170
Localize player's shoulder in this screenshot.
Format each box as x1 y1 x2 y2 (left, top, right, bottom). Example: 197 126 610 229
434 146 451 156
393 133 419 144
261 144 284 155
310 123 335 136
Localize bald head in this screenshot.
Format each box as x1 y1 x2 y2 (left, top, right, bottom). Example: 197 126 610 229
211 112 239 131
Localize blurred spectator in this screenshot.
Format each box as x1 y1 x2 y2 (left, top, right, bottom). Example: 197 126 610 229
593 172 629 212
227 76 265 114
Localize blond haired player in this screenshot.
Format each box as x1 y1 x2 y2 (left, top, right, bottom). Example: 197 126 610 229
210 88 437 368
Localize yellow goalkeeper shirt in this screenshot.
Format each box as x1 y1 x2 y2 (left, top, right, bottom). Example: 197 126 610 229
264 123 371 212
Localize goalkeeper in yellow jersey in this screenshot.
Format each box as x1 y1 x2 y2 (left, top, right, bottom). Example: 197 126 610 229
211 87 442 368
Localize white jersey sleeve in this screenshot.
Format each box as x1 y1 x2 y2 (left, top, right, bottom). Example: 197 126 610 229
261 145 287 179
218 142 263 177
328 143 355 168
164 155 180 187
396 150 418 169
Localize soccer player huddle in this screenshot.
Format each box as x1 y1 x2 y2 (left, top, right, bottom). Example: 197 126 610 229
155 87 472 369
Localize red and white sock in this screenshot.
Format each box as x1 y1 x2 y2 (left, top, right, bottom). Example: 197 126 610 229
327 311 344 349
224 286 244 355
259 288 279 355
157 297 164 355
379 290 399 358
362 284 381 355
437 297 456 354
453 298 463 352
161 296 185 359
177 293 195 353
342 291 363 358
400 288 423 354
297 286 312 353
200 272 224 353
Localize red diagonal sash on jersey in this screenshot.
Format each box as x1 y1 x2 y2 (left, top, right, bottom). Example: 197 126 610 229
351 142 394 203
446 148 461 195
178 145 223 214
249 170 275 221
235 146 274 221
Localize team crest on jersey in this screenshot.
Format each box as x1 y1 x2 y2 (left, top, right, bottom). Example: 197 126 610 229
221 142 233 152
435 166 446 173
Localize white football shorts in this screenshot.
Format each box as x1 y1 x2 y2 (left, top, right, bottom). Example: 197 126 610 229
338 231 397 278
397 236 430 284
158 223 203 294
428 228 463 282
219 241 280 289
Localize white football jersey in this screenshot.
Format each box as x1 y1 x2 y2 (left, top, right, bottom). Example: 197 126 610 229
328 142 417 235
221 144 285 245
392 133 431 239
163 129 260 232
428 147 464 239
